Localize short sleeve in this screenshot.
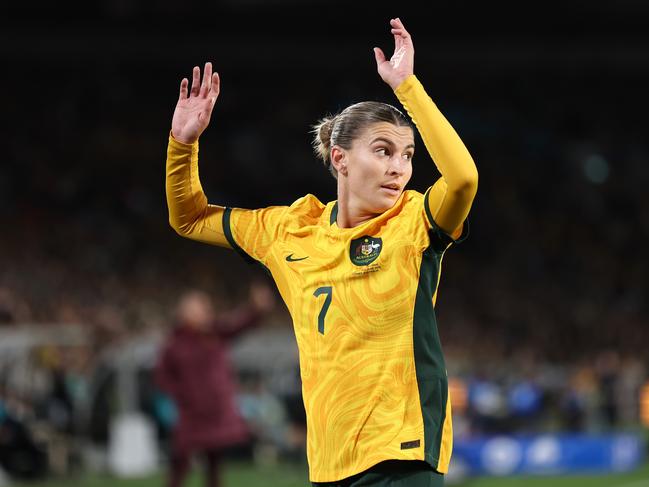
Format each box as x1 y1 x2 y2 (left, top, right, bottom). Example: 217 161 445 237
423 185 470 254
222 205 288 265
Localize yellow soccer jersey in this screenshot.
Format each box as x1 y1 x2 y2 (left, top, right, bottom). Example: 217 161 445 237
223 190 467 482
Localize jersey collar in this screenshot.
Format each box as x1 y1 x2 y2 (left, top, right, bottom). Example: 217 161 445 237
329 201 339 225
326 192 408 231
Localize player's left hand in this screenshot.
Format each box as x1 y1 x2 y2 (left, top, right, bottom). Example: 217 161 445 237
373 18 414 91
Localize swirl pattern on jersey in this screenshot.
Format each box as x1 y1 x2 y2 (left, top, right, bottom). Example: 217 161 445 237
228 191 455 482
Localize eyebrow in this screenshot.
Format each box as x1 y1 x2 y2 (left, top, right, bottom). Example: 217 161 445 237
370 137 415 150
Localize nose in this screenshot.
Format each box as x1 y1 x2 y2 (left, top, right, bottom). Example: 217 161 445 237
387 155 407 176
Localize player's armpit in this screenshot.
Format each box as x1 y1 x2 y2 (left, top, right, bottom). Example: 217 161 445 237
424 177 472 240
165 134 231 248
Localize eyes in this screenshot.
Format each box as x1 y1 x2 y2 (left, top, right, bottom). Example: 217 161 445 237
375 147 413 161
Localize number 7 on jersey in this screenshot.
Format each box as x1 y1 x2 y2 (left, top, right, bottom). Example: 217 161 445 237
313 286 332 334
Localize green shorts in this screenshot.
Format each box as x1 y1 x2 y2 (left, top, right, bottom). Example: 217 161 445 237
312 460 444 487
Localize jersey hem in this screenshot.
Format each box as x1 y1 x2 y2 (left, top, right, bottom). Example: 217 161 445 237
309 454 444 483
426 452 447 474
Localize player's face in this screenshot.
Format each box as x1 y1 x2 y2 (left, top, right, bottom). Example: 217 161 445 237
344 122 414 214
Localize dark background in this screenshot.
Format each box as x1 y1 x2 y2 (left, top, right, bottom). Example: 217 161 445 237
2 0 648 364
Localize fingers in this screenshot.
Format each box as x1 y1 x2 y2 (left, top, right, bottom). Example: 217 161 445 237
209 72 220 105
393 31 403 52
200 62 212 97
190 66 200 97
391 28 407 37
178 78 188 101
390 17 407 31
373 47 386 66
187 63 218 100
390 17 410 40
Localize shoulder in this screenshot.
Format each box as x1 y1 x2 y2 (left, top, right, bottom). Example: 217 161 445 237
401 189 425 205
394 189 425 217
282 194 327 227
385 189 432 250
288 193 326 212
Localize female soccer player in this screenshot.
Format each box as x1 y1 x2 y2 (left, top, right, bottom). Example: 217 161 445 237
165 17 477 487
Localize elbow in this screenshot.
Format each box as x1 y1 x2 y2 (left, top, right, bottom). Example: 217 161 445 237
452 169 479 198
168 214 182 235
168 216 193 237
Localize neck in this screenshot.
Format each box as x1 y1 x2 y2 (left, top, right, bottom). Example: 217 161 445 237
335 184 379 229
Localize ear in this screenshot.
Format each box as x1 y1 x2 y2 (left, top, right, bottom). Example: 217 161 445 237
330 145 348 176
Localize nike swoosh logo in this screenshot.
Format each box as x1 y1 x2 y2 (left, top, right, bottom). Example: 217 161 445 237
286 254 309 262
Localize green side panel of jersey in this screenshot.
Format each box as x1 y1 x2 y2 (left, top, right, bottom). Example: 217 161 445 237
412 241 448 468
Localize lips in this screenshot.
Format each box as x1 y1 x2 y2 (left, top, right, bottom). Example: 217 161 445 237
380 183 401 195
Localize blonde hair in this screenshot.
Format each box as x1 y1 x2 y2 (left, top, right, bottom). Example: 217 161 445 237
311 101 412 179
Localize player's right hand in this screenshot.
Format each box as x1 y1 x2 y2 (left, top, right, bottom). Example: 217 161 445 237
171 62 220 144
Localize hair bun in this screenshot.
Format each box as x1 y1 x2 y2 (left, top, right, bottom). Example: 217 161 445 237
311 115 336 166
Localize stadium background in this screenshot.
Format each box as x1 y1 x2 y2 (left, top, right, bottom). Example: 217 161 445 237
1 0 648 485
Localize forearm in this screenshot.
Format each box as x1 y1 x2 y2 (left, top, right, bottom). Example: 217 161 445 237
165 135 230 247
395 75 478 232
395 75 478 190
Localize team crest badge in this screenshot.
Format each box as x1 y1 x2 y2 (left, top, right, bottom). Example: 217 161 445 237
350 236 382 266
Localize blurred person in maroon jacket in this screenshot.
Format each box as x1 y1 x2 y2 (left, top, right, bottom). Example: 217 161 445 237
154 281 275 487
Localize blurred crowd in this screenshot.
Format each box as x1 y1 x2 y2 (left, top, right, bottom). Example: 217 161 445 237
2 5 649 480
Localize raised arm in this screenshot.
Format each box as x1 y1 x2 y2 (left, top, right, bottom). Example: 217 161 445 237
166 62 231 247
374 19 478 237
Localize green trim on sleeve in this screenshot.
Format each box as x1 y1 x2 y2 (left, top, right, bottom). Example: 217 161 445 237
454 220 470 244
423 187 436 228
222 208 257 265
423 188 470 252
222 208 273 277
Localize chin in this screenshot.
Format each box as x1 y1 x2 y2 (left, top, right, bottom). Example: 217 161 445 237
370 194 400 214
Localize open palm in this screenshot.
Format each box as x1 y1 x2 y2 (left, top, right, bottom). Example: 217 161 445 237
373 18 415 91
171 62 220 144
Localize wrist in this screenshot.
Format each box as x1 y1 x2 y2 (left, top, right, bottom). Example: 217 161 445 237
391 74 413 92
171 131 198 145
